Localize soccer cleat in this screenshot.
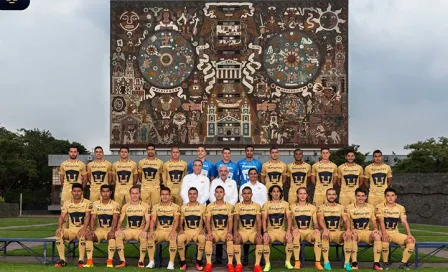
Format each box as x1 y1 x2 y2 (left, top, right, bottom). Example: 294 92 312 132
106 259 114 268
351 265 359 270
294 261 301 269
167 262 175 270
180 264 187 270
398 262 412 270
54 259 67 267
138 261 145 268
195 260 204 271
254 264 262 272
285 262 294 269
146 261 155 268
204 263 213 272
315 262 324 270
263 263 271 272
235 264 243 272
344 263 353 271
383 262 390 271
77 260 85 268
115 261 127 268
373 262 383 271
83 259 94 267
323 262 332 271
228 264 235 272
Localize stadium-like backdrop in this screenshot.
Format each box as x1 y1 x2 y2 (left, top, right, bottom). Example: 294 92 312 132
110 0 348 149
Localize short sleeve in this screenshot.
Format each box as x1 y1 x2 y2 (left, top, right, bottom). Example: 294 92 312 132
86 200 93 212
233 204 240 215
133 162 138 175
261 203 268 215
61 202 68 214
255 203 261 214
317 204 324 215
87 163 92 175
175 205 181 216
107 161 113 173
364 166 370 179
311 164 318 176
180 207 185 219
375 204 383 218
91 202 98 215
358 165 364 177
138 161 143 174
151 205 157 216
400 205 407 219
337 166 342 178
261 163 267 176
282 164 287 175
307 164 311 176
120 204 127 217
370 205 376 222
228 204 233 216
284 202 291 215
387 166 393 178
311 205 316 217
112 163 117 175
205 205 211 217
332 164 338 178
80 162 87 175
59 163 65 175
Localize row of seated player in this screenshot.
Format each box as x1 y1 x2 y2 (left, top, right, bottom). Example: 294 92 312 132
54 182 415 271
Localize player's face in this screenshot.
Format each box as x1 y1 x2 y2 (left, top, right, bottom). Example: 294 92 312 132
270 149 279 160
297 189 308 202
130 188 140 202
100 188 111 200
94 148 103 160
271 187 281 200
120 149 129 160
294 151 303 161
188 190 198 202
171 148 180 160
326 190 337 203
69 148 78 160
355 192 366 204
222 150 231 161
71 187 83 200
215 188 225 201
373 153 383 164
219 167 229 179
197 147 206 159
249 170 258 182
385 192 397 204
321 149 330 160
160 190 171 203
346 152 355 163
245 147 254 159
242 189 252 202
146 146 155 157
193 161 202 174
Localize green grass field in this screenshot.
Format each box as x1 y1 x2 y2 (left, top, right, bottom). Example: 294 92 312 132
0 217 57 228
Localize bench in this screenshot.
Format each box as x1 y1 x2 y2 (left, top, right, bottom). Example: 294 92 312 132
0 238 56 264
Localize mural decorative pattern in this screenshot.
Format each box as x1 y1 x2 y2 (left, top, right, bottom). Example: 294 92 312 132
110 1 348 148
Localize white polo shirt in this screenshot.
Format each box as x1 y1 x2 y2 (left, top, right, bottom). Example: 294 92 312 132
239 181 268 206
209 177 238 205
180 173 210 205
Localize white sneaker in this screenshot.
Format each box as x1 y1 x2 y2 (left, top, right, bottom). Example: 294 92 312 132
146 261 155 268
167 262 175 270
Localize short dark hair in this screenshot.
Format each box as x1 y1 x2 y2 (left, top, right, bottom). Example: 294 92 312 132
129 185 140 193
94 146 103 152
242 186 252 193
193 159 203 165
296 186 307 195
346 150 355 156
161 186 171 194
147 143 155 149
68 145 78 151
171 145 180 151
294 148 303 154
197 145 207 151
355 187 367 196
384 187 396 195
72 183 83 191
188 187 198 193
321 147 330 152
326 188 336 195
248 168 258 174
270 146 278 152
245 145 254 150
120 146 129 152
215 185 225 192
268 185 283 201
373 150 382 156
222 147 231 152
100 184 112 192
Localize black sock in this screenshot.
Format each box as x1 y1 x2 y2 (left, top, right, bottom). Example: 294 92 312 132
196 259 203 266
352 262 358 267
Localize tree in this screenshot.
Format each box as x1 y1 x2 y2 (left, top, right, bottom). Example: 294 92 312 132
394 137 448 173
330 144 368 167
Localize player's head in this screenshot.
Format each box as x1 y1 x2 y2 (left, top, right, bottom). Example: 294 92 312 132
160 186 171 203
269 146 279 160
129 185 141 202
222 147 231 161
94 146 104 160
296 187 308 203
248 168 258 182
373 150 383 164
293 149 303 162
100 184 112 200
325 188 337 203
188 187 198 203
268 185 283 201
218 165 229 180
214 185 225 201
245 145 254 159
119 146 129 159
68 145 79 160
197 145 206 160
321 147 330 160
345 150 355 163
170 146 180 160
355 187 367 204
384 187 397 204
71 183 83 199
193 159 203 174
241 186 253 202
146 143 156 157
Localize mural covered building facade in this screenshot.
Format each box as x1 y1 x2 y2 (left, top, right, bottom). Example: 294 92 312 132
110 0 348 149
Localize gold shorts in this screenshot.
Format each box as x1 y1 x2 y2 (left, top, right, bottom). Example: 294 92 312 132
119 228 144 241
114 188 131 207
386 231 407 246
267 229 286 243
299 229 317 243
368 194 385 207
153 230 175 243
93 228 112 243
212 230 229 242
240 231 257 244
141 187 160 206
178 230 206 244
355 230 373 244
313 194 327 207
327 230 345 244
61 227 83 242
339 193 356 207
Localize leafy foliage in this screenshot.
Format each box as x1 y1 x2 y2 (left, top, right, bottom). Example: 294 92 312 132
330 144 368 166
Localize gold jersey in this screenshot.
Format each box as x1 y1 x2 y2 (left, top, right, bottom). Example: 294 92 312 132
261 160 287 189
92 199 120 230
338 163 364 194
312 161 338 195
287 162 311 192
181 202 206 231
61 198 92 228
60 160 87 188
290 203 316 230
138 158 164 188
206 201 233 231
87 160 112 189
121 201 149 229
262 200 291 231
317 203 346 231
346 203 375 230
364 163 392 196
234 201 261 232
375 203 406 232
163 160 188 189
152 202 180 231
112 160 138 187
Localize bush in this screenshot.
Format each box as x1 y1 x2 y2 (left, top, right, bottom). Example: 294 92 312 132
0 196 5 203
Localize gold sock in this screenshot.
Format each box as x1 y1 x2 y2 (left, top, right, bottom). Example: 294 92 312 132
343 240 352 265
382 242 390 263
293 241 301 262
234 244 242 265
322 239 330 263
373 241 382 263
115 235 125 261
108 239 116 260
205 241 213 264
147 239 155 262
314 238 322 262
402 243 415 263
351 240 358 263
285 243 294 263
197 235 206 260
56 236 66 261
226 241 234 265
263 244 271 265
78 236 86 261
255 245 263 266
169 239 177 263
86 240 94 260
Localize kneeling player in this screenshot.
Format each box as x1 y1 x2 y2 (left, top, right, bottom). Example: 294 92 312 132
233 186 263 272
376 188 415 270
262 185 293 271
84 185 120 267
347 188 382 270
289 187 323 270
178 187 206 270
115 185 150 268
147 187 180 270
204 186 234 272
317 188 352 271
55 184 92 267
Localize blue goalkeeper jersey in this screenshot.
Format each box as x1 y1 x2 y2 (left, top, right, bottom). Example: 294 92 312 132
237 158 262 186
187 159 215 180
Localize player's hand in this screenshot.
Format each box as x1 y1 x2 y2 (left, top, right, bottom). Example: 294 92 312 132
407 235 415 243
285 231 292 241
292 228 300 237
351 229 357 236
226 232 233 241
313 228 320 235
263 232 270 242
322 230 329 240
115 229 123 237
169 230 177 240
78 227 86 237
372 228 380 236
199 229 205 235
206 233 214 241
233 232 242 241
56 228 63 237
140 231 148 238
382 231 389 242
148 231 154 240
179 230 185 235
108 230 116 239
256 232 262 241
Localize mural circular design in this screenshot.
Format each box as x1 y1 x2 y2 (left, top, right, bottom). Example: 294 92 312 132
138 31 195 88
112 97 126 112
264 31 320 88
280 94 306 120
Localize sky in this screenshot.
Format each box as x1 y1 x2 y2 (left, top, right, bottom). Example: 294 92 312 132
0 0 447 154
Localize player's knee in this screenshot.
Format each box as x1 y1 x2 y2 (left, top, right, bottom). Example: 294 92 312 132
405 242 415 252
372 233 381 241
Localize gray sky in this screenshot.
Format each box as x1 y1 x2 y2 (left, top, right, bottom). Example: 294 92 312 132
0 0 446 154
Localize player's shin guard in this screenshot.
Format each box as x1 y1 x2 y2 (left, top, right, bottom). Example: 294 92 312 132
234 244 242 265
314 236 322 262
56 235 66 261
263 245 271 265
351 240 358 263
115 235 126 261
86 240 94 260
343 240 352 264
198 235 206 260
205 241 213 264
147 239 155 262
402 243 415 263
292 237 301 262
322 239 330 263
177 236 186 261
78 236 86 261
382 242 390 263
169 239 177 263
373 241 382 263
139 237 148 263
226 241 234 265
255 245 263 266
108 239 116 260
285 243 294 263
